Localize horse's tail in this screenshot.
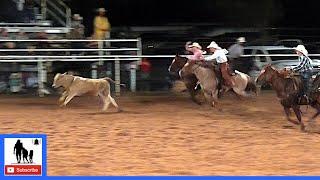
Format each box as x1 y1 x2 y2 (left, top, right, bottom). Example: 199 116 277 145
102 77 126 87
245 79 258 95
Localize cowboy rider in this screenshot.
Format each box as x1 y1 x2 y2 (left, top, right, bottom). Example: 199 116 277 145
185 41 205 61
205 41 235 87
289 44 313 99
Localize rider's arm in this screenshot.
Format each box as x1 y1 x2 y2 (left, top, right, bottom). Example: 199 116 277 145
205 53 217 61
214 50 228 63
292 56 307 72
185 41 192 52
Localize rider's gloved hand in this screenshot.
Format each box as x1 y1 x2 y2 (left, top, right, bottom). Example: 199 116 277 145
185 41 192 46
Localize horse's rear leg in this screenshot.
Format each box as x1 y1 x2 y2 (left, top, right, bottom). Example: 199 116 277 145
233 88 252 98
293 106 305 131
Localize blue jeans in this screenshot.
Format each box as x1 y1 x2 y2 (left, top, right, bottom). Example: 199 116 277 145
300 70 312 95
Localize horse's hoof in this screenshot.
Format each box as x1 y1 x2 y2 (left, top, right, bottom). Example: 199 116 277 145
300 125 306 132
117 108 123 113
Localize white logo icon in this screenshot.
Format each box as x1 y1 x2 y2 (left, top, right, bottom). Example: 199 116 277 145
7 167 14 173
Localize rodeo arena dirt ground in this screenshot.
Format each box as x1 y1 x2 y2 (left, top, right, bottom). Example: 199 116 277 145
1 84 320 175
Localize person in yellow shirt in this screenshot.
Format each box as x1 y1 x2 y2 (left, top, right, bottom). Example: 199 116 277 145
93 8 111 40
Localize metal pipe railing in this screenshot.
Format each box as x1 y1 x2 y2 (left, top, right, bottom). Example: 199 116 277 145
0 39 139 42
1 54 319 58
0 38 142 95
0 48 140 52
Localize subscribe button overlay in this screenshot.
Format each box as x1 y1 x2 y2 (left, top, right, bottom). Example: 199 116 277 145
5 165 41 175
3 136 46 176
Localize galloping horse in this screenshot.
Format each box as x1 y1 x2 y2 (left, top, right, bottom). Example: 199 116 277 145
168 55 203 104
256 64 320 131
170 55 257 98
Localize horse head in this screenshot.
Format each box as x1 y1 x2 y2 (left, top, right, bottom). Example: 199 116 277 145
256 64 277 86
168 54 188 74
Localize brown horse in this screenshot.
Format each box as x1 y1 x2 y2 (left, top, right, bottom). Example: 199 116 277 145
168 55 203 104
256 65 320 131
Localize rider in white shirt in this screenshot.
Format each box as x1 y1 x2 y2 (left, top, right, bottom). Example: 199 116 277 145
205 41 235 87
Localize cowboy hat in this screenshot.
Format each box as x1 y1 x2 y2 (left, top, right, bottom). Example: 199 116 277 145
188 42 202 49
237 37 246 43
207 41 222 50
73 14 83 20
97 8 106 12
293 45 308 55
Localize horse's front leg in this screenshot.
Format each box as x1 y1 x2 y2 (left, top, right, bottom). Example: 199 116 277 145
186 82 202 105
283 106 299 125
292 105 305 131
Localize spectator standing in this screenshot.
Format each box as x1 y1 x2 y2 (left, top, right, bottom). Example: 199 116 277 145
93 8 111 40
228 37 246 72
70 14 85 38
139 58 152 91
67 14 85 51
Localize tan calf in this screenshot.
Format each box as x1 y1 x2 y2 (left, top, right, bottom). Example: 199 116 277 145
52 73 123 112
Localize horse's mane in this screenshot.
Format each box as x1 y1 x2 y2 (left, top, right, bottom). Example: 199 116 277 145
176 55 188 61
267 66 302 96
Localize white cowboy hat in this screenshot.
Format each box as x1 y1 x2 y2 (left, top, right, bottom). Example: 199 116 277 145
188 42 202 49
237 37 246 43
207 41 222 50
97 8 106 12
293 45 308 55
73 14 83 20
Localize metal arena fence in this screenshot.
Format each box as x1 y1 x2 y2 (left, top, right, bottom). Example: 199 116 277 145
0 39 142 96
0 38 320 97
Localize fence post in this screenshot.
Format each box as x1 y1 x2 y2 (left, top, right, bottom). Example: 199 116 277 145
37 59 44 97
129 37 142 92
98 41 104 78
114 57 120 96
137 37 142 63
91 63 98 79
41 0 47 20
130 62 136 92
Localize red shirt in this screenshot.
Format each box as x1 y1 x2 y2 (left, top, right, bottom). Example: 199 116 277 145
140 59 151 73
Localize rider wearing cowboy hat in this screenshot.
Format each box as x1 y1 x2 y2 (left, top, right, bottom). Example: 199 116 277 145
228 37 248 72
291 44 313 99
205 41 235 87
185 42 205 61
